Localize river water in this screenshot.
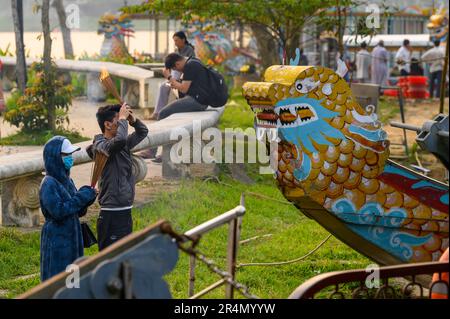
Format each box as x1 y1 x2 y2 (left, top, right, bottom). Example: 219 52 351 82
0 30 177 59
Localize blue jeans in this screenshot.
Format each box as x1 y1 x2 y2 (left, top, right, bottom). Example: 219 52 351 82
429 70 442 98
158 95 207 120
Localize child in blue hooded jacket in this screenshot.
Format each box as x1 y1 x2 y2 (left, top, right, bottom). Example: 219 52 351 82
39 136 97 281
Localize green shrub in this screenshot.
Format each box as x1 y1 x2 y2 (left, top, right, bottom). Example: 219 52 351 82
71 73 87 97
0 44 14 57
4 61 73 133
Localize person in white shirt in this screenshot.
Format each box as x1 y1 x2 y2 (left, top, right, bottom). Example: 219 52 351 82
395 39 412 76
421 40 446 98
355 42 371 83
371 40 389 86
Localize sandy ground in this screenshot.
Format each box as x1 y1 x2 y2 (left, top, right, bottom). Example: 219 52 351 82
384 98 449 148
382 97 449 182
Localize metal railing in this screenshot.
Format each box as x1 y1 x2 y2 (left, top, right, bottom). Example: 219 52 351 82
288 261 449 299
184 194 246 299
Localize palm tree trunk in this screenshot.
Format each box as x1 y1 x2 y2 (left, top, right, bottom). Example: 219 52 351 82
10 0 27 93
250 24 281 71
42 0 56 131
285 28 301 65
52 0 74 59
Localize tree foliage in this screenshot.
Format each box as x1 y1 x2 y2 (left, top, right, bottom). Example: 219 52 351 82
316 0 395 54
4 62 72 132
122 0 335 68
123 0 394 69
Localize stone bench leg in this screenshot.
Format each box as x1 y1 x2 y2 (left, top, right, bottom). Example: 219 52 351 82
121 79 140 108
1 174 43 227
162 143 191 179
161 135 218 179
87 72 106 102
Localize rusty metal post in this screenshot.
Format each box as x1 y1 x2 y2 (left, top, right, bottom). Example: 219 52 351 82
225 194 245 298
439 36 449 114
225 218 238 299
397 87 409 157
237 193 244 249
188 255 196 297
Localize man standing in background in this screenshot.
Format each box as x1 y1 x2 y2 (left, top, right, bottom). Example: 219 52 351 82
421 40 445 98
396 39 412 76
371 40 389 86
355 42 371 83
299 48 309 66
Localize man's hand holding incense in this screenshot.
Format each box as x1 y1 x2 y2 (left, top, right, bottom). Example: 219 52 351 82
119 103 130 121
126 104 137 124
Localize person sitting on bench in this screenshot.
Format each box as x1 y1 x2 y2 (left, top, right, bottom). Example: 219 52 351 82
139 53 211 161
157 53 211 119
149 31 196 120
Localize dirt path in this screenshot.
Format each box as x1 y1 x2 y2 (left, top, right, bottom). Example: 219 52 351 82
384 97 449 182
384 98 449 148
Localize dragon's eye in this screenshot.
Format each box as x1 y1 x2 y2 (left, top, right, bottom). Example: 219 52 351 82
295 80 303 92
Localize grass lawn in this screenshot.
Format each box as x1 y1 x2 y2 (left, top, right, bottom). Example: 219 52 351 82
0 129 89 146
378 96 401 123
0 88 371 299
0 166 370 299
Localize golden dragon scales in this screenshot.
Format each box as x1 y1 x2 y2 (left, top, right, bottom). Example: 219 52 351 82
427 6 448 47
243 65 448 265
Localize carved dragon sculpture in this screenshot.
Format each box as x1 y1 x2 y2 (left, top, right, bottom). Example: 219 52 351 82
243 65 448 265
98 13 134 60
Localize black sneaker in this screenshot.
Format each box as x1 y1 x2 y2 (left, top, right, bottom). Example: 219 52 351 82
151 155 162 163
138 148 157 159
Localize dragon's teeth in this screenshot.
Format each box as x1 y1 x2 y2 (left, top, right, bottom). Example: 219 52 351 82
256 127 265 140
268 128 278 141
289 106 297 116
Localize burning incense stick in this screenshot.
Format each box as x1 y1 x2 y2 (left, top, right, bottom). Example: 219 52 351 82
91 150 109 188
99 68 123 104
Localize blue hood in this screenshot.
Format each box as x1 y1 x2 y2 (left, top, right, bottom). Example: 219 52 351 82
43 136 72 190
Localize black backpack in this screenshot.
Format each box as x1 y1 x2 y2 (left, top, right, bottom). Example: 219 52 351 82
189 58 229 107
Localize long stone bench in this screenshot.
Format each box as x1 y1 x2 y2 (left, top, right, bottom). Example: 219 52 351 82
0 56 163 109
0 107 224 227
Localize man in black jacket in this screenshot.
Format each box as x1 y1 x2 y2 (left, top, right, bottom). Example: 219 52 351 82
158 53 210 120
87 103 149 250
